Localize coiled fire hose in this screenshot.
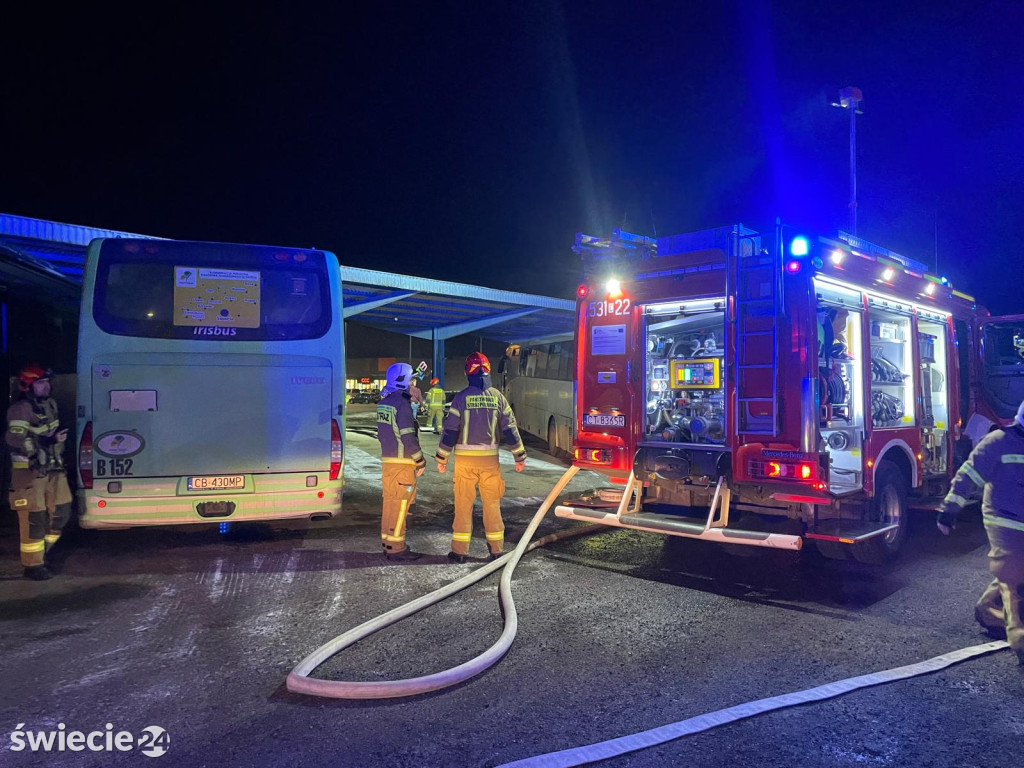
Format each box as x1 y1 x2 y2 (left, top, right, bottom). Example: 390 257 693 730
286 464 583 699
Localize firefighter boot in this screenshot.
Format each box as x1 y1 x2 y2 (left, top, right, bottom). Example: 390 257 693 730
23 565 54 581
385 548 423 562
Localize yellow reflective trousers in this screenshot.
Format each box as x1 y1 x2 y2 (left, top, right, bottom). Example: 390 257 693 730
10 469 72 567
451 453 505 556
381 463 417 553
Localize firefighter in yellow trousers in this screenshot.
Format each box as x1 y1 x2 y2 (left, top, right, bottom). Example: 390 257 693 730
425 378 446 434
6 365 73 580
377 363 426 561
938 396 1024 667
435 352 526 563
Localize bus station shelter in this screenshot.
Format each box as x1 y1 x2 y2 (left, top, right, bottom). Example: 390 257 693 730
0 214 575 385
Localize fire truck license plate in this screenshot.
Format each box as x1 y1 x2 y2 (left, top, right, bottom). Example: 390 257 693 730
188 475 245 491
583 414 625 428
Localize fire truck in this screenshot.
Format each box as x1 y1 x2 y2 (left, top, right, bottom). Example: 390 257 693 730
556 223 1024 563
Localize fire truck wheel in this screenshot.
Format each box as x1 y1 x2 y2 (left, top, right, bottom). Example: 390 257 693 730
853 460 908 565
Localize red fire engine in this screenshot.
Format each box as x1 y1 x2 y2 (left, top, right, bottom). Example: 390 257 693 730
557 223 1024 563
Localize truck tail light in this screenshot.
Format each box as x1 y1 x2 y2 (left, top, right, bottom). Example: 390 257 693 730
752 459 817 482
330 419 342 480
79 421 93 489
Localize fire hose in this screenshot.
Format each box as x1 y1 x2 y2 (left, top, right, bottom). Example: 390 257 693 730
286 464 584 699
287 461 1013 763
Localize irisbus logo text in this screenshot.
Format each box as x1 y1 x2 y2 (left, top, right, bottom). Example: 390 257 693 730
193 327 237 336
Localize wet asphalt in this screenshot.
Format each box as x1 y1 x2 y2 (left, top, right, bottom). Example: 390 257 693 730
0 405 1021 767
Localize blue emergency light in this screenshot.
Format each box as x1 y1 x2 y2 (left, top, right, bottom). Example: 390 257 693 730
789 236 810 257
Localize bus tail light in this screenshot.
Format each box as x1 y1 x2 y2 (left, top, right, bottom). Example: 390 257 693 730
330 419 342 480
79 421 94 489
575 447 612 464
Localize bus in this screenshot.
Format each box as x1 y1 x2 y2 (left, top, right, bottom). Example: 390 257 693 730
76 239 345 528
498 341 574 456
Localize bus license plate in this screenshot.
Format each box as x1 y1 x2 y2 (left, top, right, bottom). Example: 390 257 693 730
188 475 245 491
583 414 625 428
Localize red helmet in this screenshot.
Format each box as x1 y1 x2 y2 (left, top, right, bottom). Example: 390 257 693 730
430 378 439 387
465 352 491 375
17 364 52 392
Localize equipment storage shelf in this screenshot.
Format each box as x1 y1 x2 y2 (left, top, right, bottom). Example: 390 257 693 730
868 312 913 428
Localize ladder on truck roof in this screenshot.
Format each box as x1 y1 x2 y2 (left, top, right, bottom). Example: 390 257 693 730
733 226 780 436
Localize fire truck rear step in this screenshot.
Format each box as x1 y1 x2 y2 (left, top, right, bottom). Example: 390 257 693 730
553 505 802 549
805 519 899 544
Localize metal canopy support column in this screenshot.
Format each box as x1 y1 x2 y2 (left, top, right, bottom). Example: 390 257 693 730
432 328 445 389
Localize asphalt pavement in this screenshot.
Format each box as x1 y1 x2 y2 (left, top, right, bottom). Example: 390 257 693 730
0 408 1020 767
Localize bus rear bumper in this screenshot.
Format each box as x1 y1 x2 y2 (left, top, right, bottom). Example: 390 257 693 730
77 484 343 529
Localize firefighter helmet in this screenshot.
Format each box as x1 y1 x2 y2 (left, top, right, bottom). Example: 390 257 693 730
430 378 439 387
17 364 52 392
384 362 414 392
465 352 491 375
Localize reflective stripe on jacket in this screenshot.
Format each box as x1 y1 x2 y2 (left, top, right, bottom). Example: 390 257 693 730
940 424 1024 531
376 391 425 467
426 387 446 407
436 386 526 463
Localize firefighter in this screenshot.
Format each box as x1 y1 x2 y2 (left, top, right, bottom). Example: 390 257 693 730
425 378 446 435
376 362 426 561
6 365 73 581
937 396 1024 666
435 352 526 563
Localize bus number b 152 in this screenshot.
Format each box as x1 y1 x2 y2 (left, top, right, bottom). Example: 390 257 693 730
96 458 134 477
587 299 630 318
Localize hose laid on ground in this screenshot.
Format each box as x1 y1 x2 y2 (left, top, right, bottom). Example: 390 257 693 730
496 639 1009 768
286 464 582 699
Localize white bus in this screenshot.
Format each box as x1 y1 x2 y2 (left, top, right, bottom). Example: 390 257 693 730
76 239 345 528
498 342 574 457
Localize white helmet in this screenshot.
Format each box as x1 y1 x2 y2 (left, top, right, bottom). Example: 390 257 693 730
385 362 414 393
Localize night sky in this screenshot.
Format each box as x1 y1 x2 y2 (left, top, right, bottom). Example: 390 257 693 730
3 2 1022 313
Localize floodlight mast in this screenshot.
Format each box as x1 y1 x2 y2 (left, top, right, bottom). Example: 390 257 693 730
831 86 863 235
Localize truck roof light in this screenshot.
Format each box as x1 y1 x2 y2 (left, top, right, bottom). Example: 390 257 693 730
830 249 845 264
789 237 810 257
882 267 895 281
606 279 622 297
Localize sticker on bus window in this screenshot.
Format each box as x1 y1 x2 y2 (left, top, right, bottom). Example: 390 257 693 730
173 267 261 328
591 324 626 356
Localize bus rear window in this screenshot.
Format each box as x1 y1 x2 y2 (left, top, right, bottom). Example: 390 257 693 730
93 242 332 341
